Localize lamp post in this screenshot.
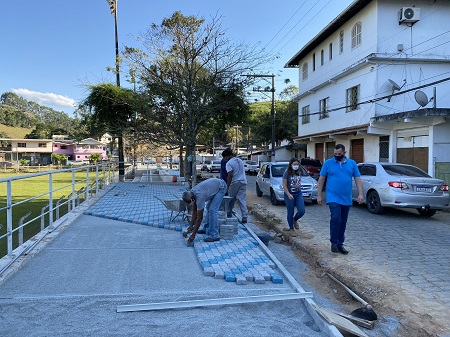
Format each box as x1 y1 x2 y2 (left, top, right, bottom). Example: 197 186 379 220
106 0 125 180
242 74 276 161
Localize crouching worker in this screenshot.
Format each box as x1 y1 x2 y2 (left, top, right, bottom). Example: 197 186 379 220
182 178 226 244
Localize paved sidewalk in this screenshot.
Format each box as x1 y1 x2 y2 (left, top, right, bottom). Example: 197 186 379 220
0 176 339 337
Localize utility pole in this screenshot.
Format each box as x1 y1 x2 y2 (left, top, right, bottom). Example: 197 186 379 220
106 0 125 180
241 74 276 161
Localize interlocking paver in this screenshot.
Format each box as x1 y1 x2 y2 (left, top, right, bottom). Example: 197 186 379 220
84 181 285 286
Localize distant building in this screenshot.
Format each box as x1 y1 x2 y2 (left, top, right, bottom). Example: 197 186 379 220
0 138 107 164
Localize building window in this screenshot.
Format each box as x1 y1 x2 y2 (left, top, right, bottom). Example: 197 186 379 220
339 30 344 53
312 53 316 71
302 105 310 124
319 97 329 119
320 50 324 66
351 22 362 49
60 145 67 150
18 143 26 148
302 62 308 81
346 85 360 112
38 143 47 148
329 43 333 60
379 136 390 162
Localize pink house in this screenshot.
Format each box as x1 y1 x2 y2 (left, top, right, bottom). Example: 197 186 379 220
53 138 107 162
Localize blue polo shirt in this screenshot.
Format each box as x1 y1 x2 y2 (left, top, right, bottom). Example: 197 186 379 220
320 157 360 206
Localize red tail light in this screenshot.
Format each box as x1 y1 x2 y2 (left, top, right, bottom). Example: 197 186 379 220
439 184 449 191
388 181 409 189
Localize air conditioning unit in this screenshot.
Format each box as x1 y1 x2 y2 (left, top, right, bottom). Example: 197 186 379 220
399 7 420 24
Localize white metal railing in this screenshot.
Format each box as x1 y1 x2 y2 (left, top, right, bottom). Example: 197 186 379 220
0 163 133 273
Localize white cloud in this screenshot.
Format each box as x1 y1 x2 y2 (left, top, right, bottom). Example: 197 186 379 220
11 88 77 108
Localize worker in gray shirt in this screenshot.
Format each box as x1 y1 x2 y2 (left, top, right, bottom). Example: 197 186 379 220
222 148 248 223
182 178 226 244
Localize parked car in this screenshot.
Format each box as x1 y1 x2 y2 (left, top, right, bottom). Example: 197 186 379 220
243 160 259 175
207 160 222 173
201 160 211 171
256 161 318 205
300 158 322 180
0 161 14 168
352 162 450 217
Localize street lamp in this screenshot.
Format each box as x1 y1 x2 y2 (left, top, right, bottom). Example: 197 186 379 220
242 74 276 161
106 0 125 180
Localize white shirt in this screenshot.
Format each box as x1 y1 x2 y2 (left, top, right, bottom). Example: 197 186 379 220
226 157 247 184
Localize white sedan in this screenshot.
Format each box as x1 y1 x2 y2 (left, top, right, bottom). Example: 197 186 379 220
243 160 259 175
352 162 450 217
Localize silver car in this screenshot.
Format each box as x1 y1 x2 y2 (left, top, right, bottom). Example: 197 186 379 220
243 160 259 175
256 161 318 205
207 160 221 173
352 162 450 217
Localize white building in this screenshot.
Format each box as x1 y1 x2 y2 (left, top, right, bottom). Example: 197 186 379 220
286 0 450 182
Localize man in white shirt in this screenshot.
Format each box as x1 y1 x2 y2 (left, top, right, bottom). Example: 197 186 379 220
222 148 248 223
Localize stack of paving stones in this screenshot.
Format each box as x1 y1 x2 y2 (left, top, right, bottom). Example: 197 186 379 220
84 182 284 285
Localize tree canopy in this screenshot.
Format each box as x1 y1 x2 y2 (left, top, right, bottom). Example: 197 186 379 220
123 11 271 181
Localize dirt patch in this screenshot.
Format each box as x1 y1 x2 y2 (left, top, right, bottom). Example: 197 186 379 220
246 193 447 337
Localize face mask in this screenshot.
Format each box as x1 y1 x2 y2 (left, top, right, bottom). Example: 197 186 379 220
291 165 299 170
334 154 345 161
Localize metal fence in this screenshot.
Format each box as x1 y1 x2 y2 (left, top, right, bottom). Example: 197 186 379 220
0 163 132 274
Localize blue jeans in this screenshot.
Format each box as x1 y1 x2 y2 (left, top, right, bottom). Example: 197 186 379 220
206 181 226 239
283 192 305 229
328 202 350 246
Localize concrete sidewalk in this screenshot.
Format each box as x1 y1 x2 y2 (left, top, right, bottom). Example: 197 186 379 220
0 178 339 337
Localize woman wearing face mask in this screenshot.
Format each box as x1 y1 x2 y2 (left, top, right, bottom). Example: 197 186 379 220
282 158 306 235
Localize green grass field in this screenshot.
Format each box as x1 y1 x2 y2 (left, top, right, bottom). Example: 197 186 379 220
0 169 112 258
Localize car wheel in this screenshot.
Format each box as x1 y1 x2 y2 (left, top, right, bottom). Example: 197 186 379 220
270 189 280 205
256 183 263 197
417 208 437 217
367 191 383 214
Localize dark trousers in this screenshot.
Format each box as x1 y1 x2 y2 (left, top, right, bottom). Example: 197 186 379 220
328 202 350 246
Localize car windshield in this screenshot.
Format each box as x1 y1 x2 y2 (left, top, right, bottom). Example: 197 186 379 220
382 164 430 177
213 161 221 164
272 164 288 177
246 161 257 165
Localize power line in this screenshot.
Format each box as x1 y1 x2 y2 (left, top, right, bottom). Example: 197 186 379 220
299 76 450 118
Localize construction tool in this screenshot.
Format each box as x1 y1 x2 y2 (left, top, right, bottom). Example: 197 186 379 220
327 273 378 321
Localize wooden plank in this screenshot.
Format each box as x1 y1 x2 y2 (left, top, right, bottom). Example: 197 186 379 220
312 303 369 337
330 309 375 329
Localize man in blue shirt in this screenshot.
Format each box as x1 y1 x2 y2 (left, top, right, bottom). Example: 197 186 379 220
182 178 226 244
220 148 230 184
317 144 364 254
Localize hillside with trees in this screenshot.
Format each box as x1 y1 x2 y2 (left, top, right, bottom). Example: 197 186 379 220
0 92 88 140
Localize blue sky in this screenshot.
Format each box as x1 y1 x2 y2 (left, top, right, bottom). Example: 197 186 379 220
1 0 354 116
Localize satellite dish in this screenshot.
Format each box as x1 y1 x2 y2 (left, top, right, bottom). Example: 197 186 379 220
415 90 429 107
387 79 406 102
388 79 401 91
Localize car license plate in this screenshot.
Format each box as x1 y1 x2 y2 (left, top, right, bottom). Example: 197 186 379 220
416 186 432 192
302 192 310 197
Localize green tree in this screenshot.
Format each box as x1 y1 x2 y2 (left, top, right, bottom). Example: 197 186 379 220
52 153 67 165
123 11 269 183
82 83 140 180
89 153 102 164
